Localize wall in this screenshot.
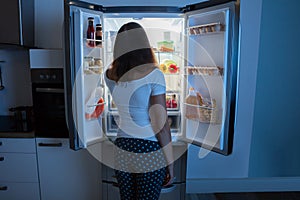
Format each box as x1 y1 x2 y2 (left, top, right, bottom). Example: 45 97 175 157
249 0 300 177
186 0 262 184
0 49 32 115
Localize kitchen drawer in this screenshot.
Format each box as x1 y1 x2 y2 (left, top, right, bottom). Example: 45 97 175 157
0 182 40 200
0 138 36 153
0 153 38 182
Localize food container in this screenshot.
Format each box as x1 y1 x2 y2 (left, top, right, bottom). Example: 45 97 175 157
94 58 103 66
189 28 195 35
157 40 174 52
214 23 224 32
184 98 218 123
205 26 212 33
194 27 200 35
84 57 94 69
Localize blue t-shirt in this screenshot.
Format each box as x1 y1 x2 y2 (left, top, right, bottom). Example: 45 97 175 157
104 68 166 141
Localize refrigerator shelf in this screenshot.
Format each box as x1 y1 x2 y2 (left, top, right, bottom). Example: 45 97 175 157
86 102 106 108
167 111 181 116
185 66 224 76
84 67 104 75
153 49 181 54
184 102 215 110
184 102 219 124
189 31 225 36
161 72 180 76
84 38 103 48
188 22 225 35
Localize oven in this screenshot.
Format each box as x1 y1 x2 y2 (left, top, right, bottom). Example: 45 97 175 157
31 68 68 138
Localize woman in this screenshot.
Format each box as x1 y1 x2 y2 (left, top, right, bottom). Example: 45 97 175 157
104 22 174 200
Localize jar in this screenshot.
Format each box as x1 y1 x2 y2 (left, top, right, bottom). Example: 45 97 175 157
84 57 94 69
95 24 102 46
94 58 102 66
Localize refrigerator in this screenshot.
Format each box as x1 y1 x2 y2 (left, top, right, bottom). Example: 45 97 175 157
64 0 238 198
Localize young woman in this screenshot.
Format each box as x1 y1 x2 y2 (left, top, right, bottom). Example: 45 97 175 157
104 22 174 200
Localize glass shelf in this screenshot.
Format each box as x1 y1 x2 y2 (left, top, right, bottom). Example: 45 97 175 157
84 38 103 48
185 66 224 76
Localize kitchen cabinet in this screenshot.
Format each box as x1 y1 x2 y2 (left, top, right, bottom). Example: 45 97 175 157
34 0 64 48
0 138 40 200
0 0 34 47
36 138 101 200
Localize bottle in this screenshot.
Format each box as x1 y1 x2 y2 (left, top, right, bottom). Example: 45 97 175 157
185 88 203 120
87 17 95 47
95 24 102 46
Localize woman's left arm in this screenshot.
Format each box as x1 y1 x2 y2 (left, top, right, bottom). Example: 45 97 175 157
149 94 174 186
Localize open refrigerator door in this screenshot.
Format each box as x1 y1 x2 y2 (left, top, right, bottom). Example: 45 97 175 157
65 2 106 150
180 1 238 156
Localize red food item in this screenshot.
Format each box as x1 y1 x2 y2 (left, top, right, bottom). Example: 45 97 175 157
168 64 178 73
166 99 178 109
85 97 104 119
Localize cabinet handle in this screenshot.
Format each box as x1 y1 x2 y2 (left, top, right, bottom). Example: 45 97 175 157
38 142 63 147
0 157 4 161
0 186 8 191
0 141 2 146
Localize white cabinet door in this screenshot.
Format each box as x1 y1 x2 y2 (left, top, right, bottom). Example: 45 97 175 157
0 138 36 153
0 153 38 182
0 182 40 200
0 138 40 200
36 138 101 200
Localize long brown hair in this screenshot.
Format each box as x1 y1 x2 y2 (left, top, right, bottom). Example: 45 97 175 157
110 22 157 82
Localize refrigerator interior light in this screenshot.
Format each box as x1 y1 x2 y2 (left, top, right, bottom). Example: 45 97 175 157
132 17 143 20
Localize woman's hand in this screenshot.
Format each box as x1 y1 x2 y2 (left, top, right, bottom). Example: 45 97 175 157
163 163 174 186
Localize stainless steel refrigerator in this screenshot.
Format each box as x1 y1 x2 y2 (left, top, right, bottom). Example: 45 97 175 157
64 0 239 199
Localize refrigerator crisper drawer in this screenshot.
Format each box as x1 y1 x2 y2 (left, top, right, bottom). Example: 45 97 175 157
106 113 181 135
102 182 185 200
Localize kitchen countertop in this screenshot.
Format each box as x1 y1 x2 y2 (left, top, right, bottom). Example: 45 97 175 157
0 131 35 138
0 115 35 138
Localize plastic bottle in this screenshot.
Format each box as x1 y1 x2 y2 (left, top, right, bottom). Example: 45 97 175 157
185 88 203 120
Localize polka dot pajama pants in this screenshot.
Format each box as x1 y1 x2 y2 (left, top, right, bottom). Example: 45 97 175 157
114 138 167 200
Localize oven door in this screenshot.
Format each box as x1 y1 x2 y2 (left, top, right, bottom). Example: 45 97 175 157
32 83 69 138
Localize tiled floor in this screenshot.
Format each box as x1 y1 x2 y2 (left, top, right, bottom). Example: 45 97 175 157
186 192 300 200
